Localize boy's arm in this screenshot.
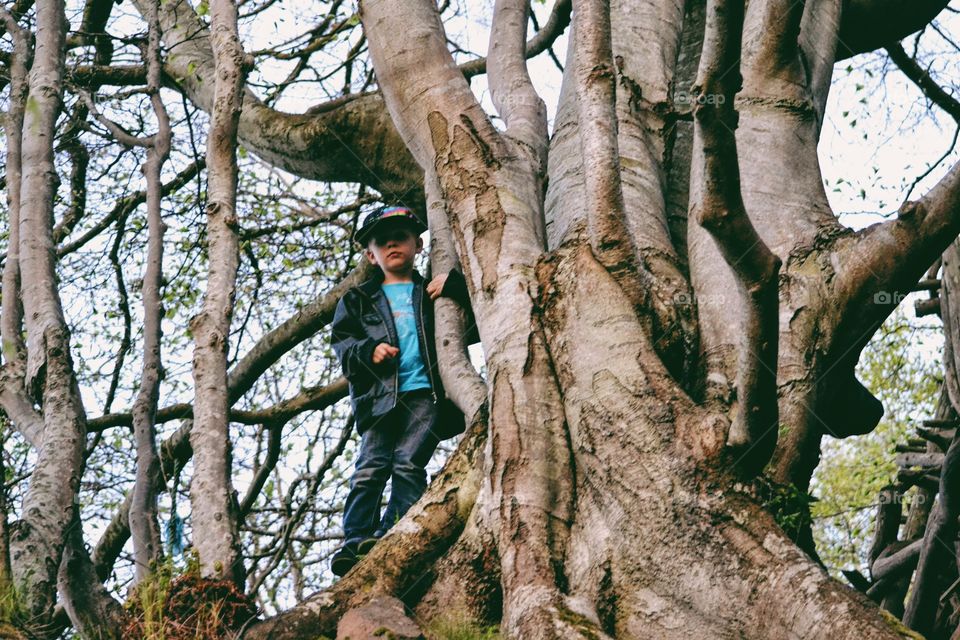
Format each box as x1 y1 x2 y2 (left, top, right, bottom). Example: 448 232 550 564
436 268 472 310
330 293 379 386
430 268 480 345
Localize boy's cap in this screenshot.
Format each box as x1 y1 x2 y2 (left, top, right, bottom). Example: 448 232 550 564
354 206 427 245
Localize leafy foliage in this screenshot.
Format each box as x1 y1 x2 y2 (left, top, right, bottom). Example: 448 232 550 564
810 309 941 576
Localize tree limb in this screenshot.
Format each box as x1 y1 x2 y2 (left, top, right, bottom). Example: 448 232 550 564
128 0 170 584
88 378 349 431
460 0 571 79
488 0 548 159
0 7 42 450
13 0 90 625
187 0 247 586
833 159 960 356
692 0 781 476
129 0 423 201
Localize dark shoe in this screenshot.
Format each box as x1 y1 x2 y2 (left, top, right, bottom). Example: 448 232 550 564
357 535 381 555
331 544 359 577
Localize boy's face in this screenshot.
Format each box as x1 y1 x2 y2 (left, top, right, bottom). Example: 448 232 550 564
364 224 423 277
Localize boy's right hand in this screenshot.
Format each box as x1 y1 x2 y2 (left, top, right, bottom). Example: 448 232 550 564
371 343 399 364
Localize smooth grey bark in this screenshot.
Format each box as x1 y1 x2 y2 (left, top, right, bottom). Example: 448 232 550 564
10 0 89 625
689 0 780 473
188 0 245 584
426 168 487 420
0 7 43 451
128 0 171 583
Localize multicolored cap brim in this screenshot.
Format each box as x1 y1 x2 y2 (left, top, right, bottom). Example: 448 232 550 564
354 206 427 244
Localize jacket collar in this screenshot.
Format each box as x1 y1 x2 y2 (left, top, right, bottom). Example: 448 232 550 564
357 269 423 297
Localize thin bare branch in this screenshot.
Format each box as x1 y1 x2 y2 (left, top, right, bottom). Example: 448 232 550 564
128 0 171 584
886 42 960 123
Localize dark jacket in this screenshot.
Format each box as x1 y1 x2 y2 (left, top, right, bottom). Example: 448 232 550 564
330 268 472 437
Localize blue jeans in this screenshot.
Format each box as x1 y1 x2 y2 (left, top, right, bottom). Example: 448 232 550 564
341 389 440 547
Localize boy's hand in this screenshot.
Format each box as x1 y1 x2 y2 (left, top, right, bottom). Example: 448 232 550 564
426 273 447 300
372 343 399 364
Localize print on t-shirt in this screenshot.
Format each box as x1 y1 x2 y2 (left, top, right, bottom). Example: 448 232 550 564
382 283 431 392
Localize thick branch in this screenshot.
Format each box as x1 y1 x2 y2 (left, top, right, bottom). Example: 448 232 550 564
834 160 960 353
692 0 781 475
488 0 548 159
425 169 486 419
69 64 147 87
573 0 653 322
0 7 40 448
746 0 805 74
129 0 422 199
188 0 245 585
13 0 89 625
89 378 349 431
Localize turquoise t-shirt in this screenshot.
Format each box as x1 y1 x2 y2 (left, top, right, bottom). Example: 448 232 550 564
381 283 431 392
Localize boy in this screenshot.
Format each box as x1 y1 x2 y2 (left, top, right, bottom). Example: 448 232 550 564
329 206 471 577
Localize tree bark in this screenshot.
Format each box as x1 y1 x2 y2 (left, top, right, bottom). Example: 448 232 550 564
10 0 89 627
188 0 245 585
124 0 171 583
347 0 949 637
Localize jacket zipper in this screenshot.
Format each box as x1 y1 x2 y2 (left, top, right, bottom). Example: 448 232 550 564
361 287 399 408
416 284 438 403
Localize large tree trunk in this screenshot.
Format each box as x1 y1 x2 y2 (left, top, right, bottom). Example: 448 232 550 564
299 0 960 637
